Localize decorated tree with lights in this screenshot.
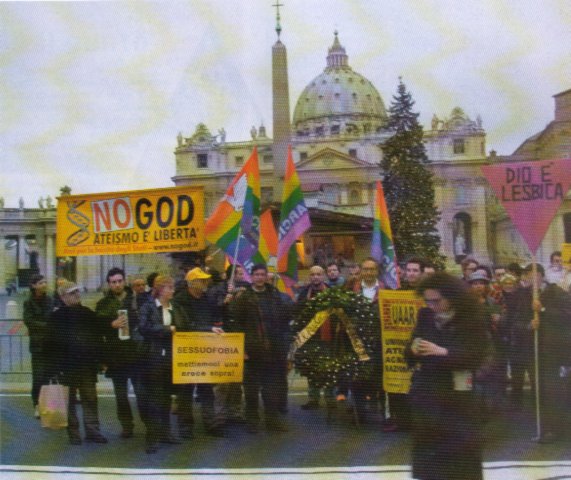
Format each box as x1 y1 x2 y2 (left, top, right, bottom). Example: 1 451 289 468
381 78 443 266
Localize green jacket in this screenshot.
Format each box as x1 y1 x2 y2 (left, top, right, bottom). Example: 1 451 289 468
95 287 140 373
23 293 54 353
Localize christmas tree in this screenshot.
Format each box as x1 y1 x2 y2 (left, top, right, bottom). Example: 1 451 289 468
381 78 444 266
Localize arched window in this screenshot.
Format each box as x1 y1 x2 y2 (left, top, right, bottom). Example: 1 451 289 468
349 189 361 204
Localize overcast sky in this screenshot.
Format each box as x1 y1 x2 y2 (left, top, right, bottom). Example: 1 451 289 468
1 0 570 208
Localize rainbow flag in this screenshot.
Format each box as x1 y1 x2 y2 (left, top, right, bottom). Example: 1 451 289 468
205 148 260 271
371 180 400 289
258 209 278 267
258 209 295 297
277 146 311 285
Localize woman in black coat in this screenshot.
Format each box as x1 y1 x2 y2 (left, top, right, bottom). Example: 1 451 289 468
405 272 486 480
138 275 185 453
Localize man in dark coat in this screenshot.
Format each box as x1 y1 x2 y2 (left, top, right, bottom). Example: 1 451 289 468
48 281 107 445
525 263 571 443
231 263 292 433
96 267 145 438
23 274 54 417
208 264 249 424
173 267 225 438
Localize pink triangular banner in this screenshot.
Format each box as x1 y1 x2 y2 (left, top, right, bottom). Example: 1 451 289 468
481 159 571 254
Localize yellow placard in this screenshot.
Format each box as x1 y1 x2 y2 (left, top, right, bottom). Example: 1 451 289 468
56 186 204 256
172 332 244 384
562 244 571 268
379 290 425 394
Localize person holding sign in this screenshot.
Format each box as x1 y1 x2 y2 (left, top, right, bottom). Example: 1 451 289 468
138 275 185 454
521 263 571 444
406 272 486 480
173 267 225 439
208 264 249 425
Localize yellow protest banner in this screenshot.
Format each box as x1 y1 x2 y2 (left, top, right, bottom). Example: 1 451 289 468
379 290 425 394
562 243 571 268
56 186 204 256
172 332 244 384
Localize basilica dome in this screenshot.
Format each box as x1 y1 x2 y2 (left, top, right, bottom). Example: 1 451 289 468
292 32 388 138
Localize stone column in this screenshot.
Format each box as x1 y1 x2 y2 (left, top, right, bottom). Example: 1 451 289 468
0 235 5 294
17 236 26 269
45 234 55 287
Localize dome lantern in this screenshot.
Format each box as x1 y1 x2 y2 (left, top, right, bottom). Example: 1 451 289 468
326 31 349 70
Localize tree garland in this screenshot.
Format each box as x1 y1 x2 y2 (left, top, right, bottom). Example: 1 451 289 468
292 288 380 388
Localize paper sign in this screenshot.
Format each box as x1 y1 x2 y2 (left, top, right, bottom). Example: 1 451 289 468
172 332 244 384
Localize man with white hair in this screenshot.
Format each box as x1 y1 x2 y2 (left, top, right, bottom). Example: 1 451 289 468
48 281 107 445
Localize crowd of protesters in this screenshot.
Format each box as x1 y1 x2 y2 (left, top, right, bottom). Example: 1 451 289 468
21 250 571 472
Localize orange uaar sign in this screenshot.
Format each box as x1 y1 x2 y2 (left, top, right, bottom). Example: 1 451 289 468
379 290 425 394
56 186 204 256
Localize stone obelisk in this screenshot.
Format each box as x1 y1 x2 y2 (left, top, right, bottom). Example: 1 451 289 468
271 2 290 199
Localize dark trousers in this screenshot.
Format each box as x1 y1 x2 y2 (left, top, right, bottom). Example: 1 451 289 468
141 359 172 445
510 343 535 403
539 360 566 435
352 359 383 422
67 376 100 438
178 383 217 433
243 358 288 423
388 393 411 428
110 366 147 430
30 351 49 407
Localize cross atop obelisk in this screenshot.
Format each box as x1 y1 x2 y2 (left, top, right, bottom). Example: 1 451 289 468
273 1 284 38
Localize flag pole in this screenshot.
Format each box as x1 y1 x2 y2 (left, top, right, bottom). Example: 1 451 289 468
229 227 242 287
531 254 541 440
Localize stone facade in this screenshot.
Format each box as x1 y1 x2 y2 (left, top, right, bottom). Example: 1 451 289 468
0 207 56 294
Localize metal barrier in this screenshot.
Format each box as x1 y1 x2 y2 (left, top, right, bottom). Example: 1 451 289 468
0 319 31 374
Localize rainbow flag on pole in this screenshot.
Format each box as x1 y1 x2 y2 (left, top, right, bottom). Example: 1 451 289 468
258 209 278 267
205 148 260 271
277 146 311 285
371 180 400 289
258 208 294 298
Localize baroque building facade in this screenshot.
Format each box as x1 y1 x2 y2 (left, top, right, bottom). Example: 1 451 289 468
173 33 493 269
